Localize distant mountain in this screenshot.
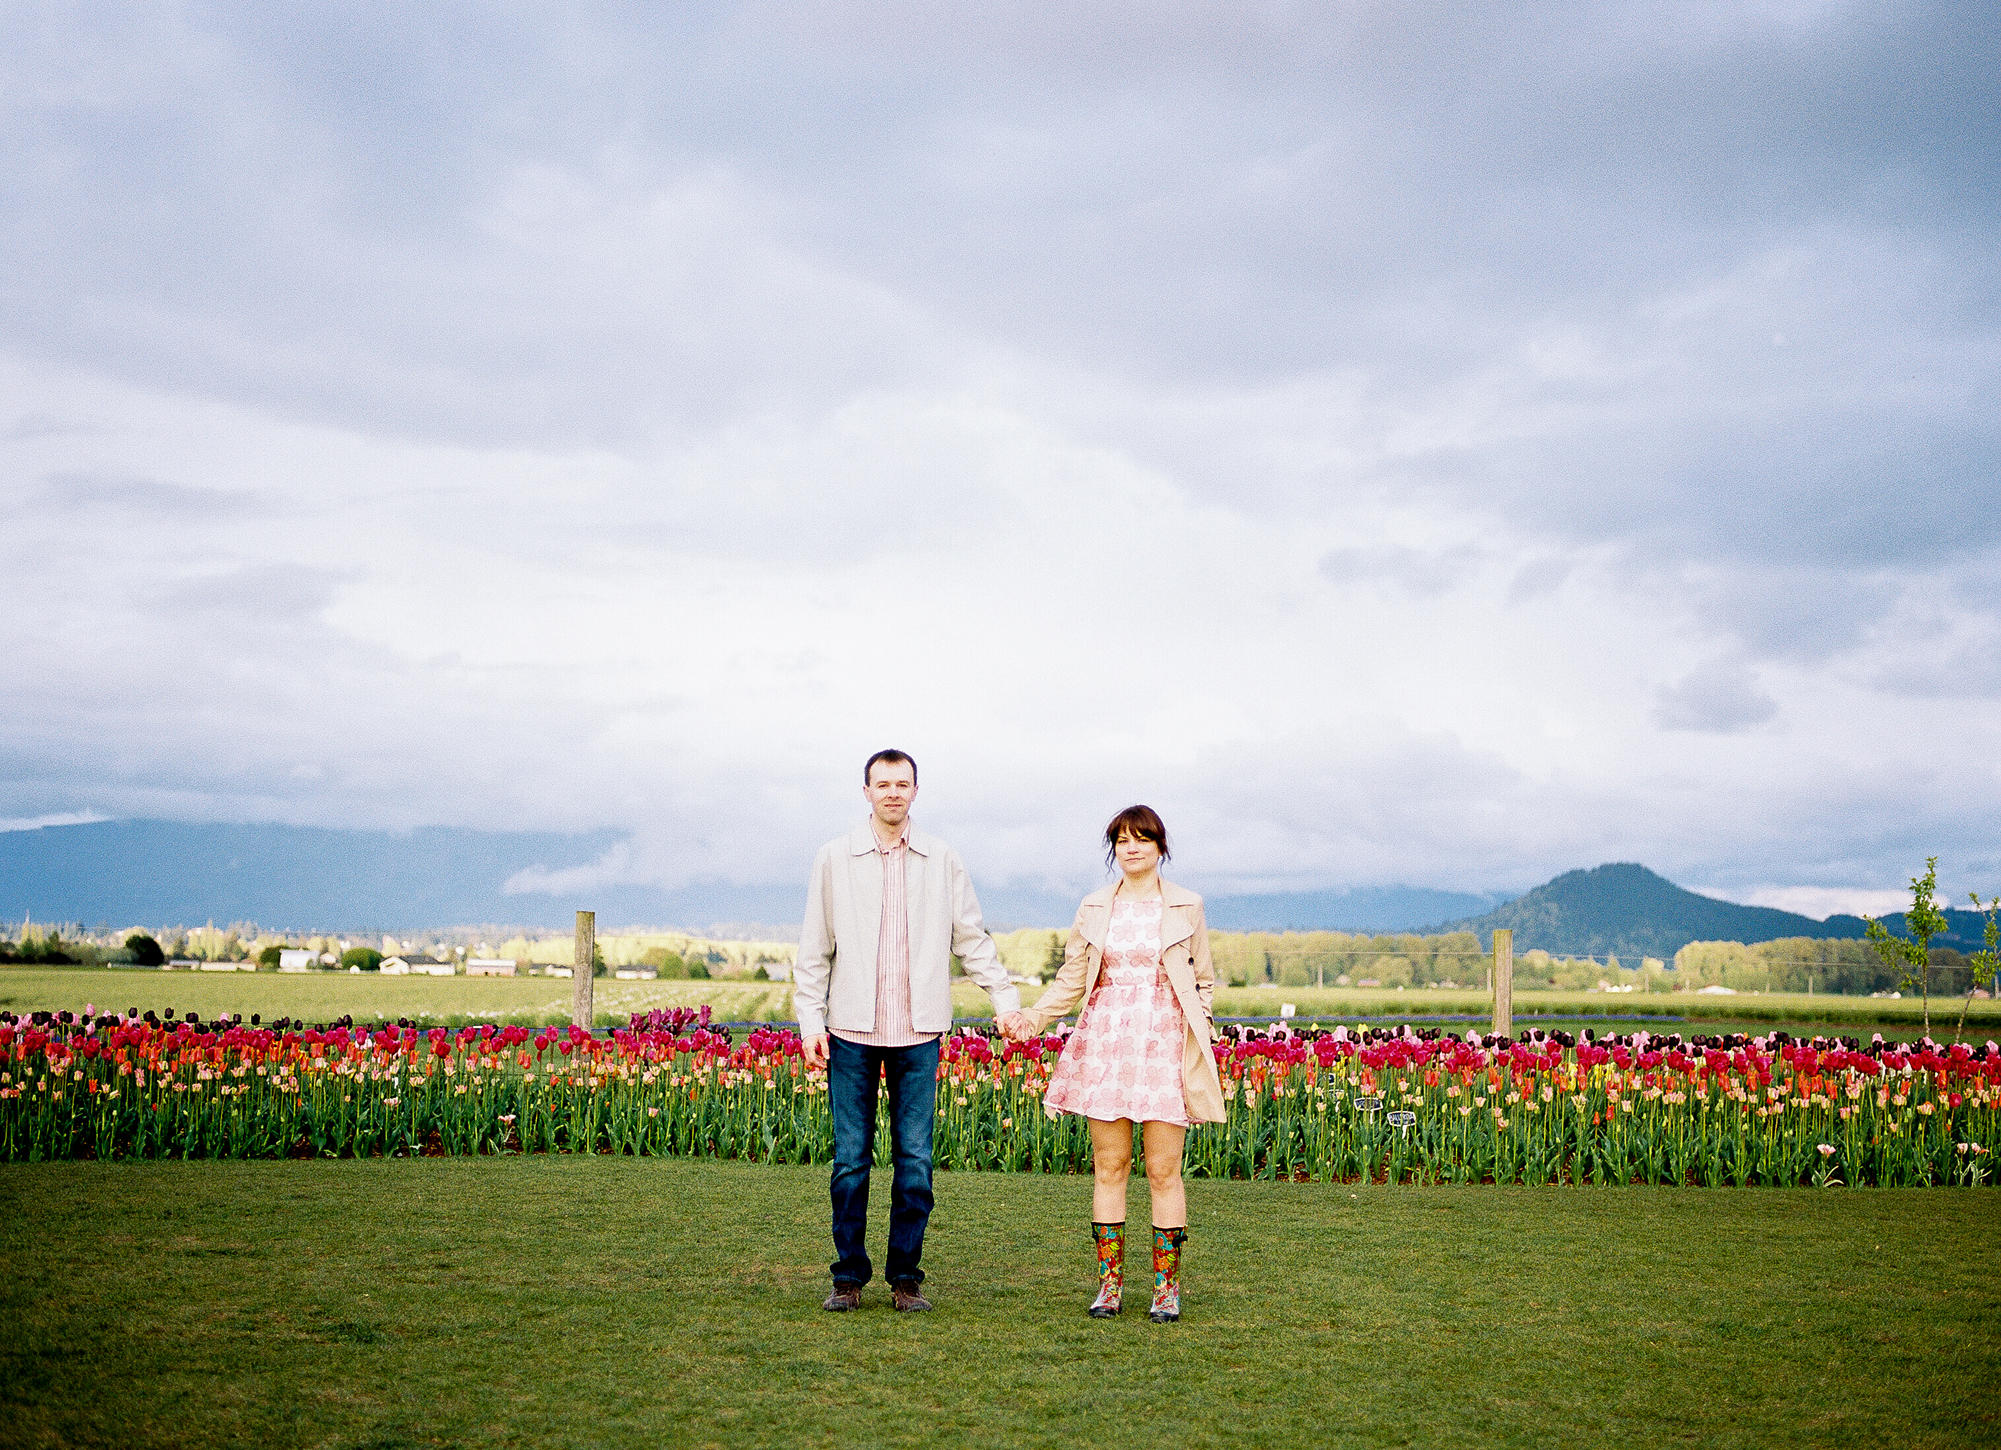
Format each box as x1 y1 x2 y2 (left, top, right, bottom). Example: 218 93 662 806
988 885 1512 932
1200 885 1514 933
1424 862 1990 959
8 825 1985 955
1 820 1512 936
0 819 805 933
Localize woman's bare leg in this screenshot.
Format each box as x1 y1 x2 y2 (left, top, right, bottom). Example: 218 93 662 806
1089 1117 1135 1221
1141 1120 1187 1228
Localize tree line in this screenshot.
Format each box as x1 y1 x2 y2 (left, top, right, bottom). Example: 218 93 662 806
994 925 1983 996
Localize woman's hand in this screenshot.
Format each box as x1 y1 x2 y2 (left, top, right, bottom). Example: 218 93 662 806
997 1011 1034 1041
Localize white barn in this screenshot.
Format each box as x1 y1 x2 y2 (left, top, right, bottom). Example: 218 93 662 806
381 955 455 976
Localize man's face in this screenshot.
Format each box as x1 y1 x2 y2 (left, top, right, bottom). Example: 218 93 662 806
865 761 917 830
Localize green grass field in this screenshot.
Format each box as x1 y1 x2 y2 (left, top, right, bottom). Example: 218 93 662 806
1209 984 2001 1033
2 1159 1995 1450
0 968 809 1027
5 967 1996 1042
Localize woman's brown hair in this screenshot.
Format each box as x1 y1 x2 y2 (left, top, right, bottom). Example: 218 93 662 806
1103 804 1170 869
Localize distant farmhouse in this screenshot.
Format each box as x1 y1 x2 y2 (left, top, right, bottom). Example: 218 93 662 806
380 955 455 976
465 958 518 977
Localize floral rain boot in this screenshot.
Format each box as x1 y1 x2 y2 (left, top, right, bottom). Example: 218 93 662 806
1089 1222 1125 1317
1148 1225 1186 1323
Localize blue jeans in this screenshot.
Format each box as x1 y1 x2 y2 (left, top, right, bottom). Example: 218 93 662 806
828 1034 938 1287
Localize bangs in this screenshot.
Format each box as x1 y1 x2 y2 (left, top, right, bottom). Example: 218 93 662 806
1102 804 1169 863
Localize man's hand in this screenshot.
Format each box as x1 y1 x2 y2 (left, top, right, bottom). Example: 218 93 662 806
997 1011 1034 1041
803 1032 830 1069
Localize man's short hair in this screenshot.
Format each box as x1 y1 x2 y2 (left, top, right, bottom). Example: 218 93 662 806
864 749 918 786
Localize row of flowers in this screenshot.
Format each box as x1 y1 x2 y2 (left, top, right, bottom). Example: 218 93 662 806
2 1004 1996 1186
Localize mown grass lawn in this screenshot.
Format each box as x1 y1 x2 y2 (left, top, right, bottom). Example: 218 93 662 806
2 1160 1995 1450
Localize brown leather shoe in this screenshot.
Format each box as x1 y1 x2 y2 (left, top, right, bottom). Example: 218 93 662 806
890 1281 933 1312
822 1284 863 1312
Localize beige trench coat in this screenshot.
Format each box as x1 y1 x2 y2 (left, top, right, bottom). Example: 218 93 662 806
1024 879 1227 1124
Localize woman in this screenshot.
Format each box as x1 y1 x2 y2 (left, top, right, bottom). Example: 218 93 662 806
1002 805 1226 1322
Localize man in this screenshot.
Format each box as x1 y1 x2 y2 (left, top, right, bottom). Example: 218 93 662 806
796 748 1026 1312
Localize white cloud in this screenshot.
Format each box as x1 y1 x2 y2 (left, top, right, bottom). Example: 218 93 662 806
1652 660 1779 734
1 3 1997 910
0 812 110 833
1738 886 1921 920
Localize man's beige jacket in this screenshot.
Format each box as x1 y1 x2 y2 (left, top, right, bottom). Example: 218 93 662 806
794 822 1021 1040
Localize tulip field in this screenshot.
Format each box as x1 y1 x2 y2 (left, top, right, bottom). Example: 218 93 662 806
4 1004 1996 1187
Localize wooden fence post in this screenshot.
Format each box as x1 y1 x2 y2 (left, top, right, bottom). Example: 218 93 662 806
572 910 596 1031
1491 928 1513 1039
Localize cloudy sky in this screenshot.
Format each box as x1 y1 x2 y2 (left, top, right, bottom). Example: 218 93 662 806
4 1 1997 919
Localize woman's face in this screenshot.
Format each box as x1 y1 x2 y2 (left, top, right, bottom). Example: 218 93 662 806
1114 830 1161 877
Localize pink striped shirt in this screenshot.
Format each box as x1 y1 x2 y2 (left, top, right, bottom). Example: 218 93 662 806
830 828 934 1048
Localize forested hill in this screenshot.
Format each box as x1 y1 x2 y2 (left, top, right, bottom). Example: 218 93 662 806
1425 862 1991 960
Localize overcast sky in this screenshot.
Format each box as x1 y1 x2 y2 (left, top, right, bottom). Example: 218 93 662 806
4 2 1996 918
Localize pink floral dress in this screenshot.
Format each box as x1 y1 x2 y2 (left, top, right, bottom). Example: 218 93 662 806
1044 897 1189 1126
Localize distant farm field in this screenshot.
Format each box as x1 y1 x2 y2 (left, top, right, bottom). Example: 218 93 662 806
0 968 998 1027
1208 985 2001 1036
3 966 1996 1039
0 967 777 1026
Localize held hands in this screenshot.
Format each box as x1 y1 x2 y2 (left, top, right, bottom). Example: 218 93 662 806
996 1011 1036 1042
803 1032 830 1069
